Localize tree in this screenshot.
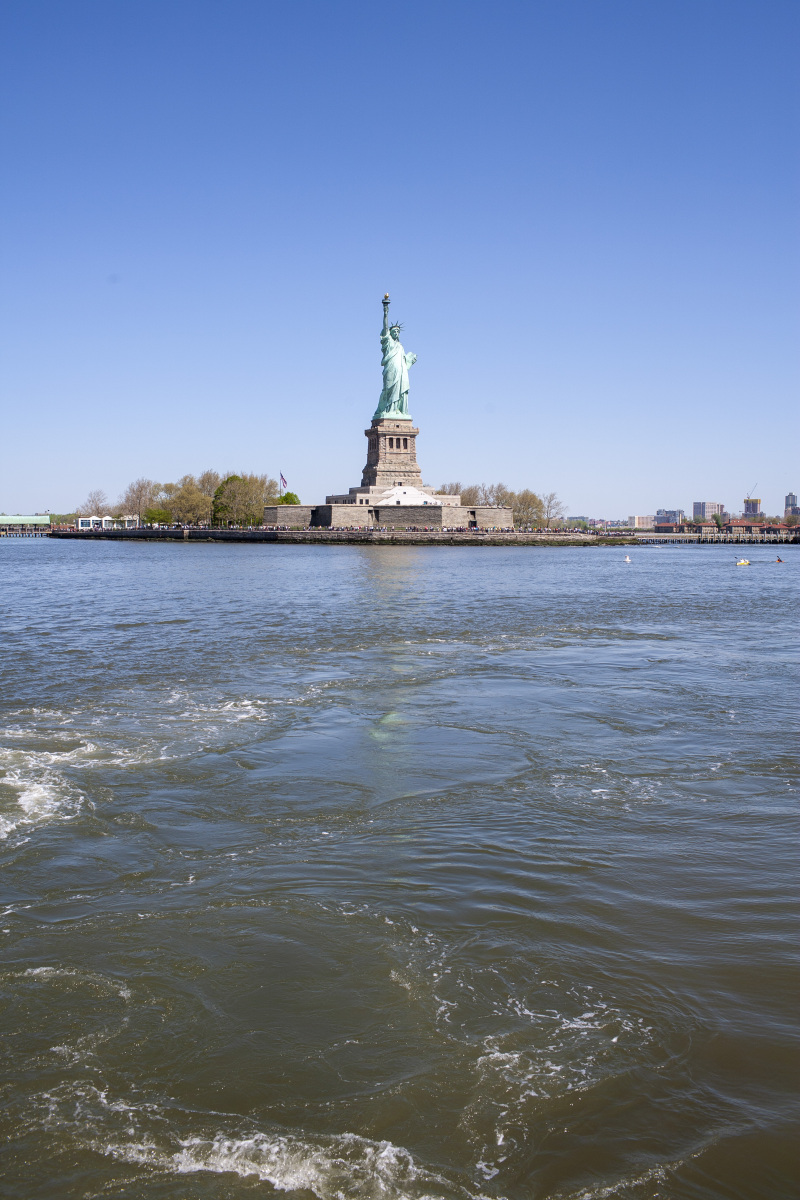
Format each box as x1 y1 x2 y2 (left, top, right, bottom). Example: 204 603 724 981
276 491 301 505
142 507 173 525
169 475 213 525
712 513 723 529
541 492 566 524
212 474 279 526
512 489 544 527
441 481 550 523
481 482 514 507
197 469 221 497
116 470 238 525
77 489 109 515
459 484 481 506
438 482 483 505
119 478 159 521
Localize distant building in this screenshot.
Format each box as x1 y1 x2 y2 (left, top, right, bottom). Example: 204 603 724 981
785 492 799 518
743 498 763 517
0 514 51 533
724 518 766 533
628 515 655 529
656 508 685 524
693 501 725 519
76 515 138 530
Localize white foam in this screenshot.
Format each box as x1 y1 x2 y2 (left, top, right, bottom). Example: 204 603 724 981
102 1129 469 1199
567 1160 669 1198
0 767 82 840
0 681 300 840
0 736 106 839
21 966 132 1001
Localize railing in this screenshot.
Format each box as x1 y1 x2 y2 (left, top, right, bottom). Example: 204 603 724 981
0 529 51 537
636 532 798 544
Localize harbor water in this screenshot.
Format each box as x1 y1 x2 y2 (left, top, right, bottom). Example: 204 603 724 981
1 540 797 1199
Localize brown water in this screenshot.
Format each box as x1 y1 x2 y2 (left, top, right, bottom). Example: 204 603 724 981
1 540 798 1199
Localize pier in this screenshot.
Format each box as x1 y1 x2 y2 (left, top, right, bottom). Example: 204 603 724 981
0 530 50 538
635 531 798 545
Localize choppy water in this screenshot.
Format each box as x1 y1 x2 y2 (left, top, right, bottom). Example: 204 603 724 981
1 539 798 1199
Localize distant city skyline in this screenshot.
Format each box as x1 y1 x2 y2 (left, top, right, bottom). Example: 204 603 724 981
1 1 798 515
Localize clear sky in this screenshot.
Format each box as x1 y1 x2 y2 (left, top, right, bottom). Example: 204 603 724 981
1 0 798 517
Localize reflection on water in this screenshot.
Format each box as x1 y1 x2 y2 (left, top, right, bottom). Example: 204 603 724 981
1 540 798 1199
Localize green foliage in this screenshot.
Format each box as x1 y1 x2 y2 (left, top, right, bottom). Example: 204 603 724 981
212 473 279 526
513 489 545 527
169 475 213 525
143 507 173 525
277 492 301 505
211 476 241 526
115 470 279 527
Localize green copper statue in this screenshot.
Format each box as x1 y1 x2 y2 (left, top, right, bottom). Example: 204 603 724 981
374 293 417 420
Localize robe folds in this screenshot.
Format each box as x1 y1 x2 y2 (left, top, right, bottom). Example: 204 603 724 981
376 330 415 417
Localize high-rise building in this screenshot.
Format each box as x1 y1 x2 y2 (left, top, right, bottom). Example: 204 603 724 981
743 498 762 517
693 501 725 519
786 492 797 509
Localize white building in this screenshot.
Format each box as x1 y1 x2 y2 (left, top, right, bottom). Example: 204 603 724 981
628 515 656 529
373 485 446 507
76 515 139 530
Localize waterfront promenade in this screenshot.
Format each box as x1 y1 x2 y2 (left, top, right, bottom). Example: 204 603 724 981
47 527 799 547
48 527 632 547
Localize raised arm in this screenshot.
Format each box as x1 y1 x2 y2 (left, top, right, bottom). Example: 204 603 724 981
382 293 390 335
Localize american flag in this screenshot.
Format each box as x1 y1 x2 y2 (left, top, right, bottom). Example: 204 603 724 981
280 473 287 489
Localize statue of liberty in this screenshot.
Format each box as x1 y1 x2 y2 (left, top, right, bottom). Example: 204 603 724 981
374 294 417 419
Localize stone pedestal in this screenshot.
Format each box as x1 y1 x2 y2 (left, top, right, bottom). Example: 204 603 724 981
361 418 423 490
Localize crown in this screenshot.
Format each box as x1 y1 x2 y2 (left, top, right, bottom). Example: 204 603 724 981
389 321 404 331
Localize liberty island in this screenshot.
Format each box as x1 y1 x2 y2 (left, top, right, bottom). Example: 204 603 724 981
264 295 513 530
48 292 638 545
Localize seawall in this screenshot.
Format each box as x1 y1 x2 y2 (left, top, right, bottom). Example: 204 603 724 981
49 529 636 548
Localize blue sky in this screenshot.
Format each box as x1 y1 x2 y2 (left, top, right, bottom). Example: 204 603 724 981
1 0 797 516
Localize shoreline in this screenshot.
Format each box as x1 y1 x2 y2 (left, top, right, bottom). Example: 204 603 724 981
48 528 636 547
